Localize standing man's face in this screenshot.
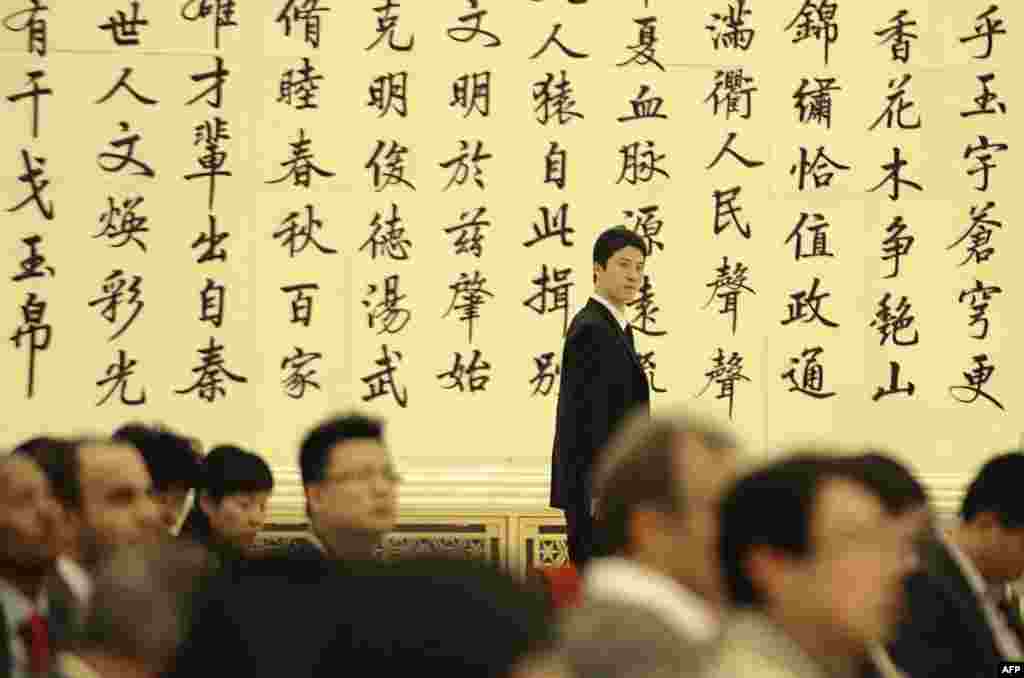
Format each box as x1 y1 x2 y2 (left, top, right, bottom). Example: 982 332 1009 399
75 442 162 566
594 246 645 308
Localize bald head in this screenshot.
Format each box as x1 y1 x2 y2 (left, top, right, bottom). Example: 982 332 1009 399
0 455 60 570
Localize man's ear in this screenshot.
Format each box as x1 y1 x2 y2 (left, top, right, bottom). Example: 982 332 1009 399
305 484 321 512
744 544 789 601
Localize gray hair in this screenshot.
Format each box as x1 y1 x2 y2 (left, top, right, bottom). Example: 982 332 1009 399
76 541 212 668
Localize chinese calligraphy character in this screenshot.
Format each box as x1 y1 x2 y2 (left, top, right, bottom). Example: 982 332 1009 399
533 71 583 126
712 186 750 238
186 56 229 108
785 212 834 261
365 140 415 191
793 77 840 128
11 235 54 283
443 271 494 344
447 0 500 47
544 141 567 189
451 71 491 118
95 67 158 105
362 276 411 334
782 346 836 399
867 147 923 201
524 204 573 248
276 0 329 49
184 117 231 211
964 135 1008 192
10 292 51 398
368 71 407 118
875 9 917 64
281 347 323 398
361 344 407 407
948 202 1001 266
199 278 225 328
958 5 1005 60
872 361 914 401
444 206 490 257
98 2 148 46
192 215 229 263
274 204 338 258
627 275 666 338
870 292 919 346
3 0 48 56
958 280 1002 340
705 69 757 120
705 131 764 170
281 283 318 327
174 337 248 403
361 204 411 261
781 277 839 328
7 149 53 220
529 352 559 397
266 128 335 188
367 0 413 51
704 256 756 334
950 354 1003 409
869 74 920 131
707 0 754 50
279 57 322 110
96 350 146 406
618 140 669 184
785 0 839 66
881 216 913 279
791 146 850 191
180 0 238 50
617 84 667 122
618 16 663 71
87 269 144 341
440 140 491 190
523 265 573 336
97 121 155 177
95 195 149 252
961 73 1007 117
6 70 52 139
437 350 491 393
622 205 664 260
529 23 588 59
696 348 750 420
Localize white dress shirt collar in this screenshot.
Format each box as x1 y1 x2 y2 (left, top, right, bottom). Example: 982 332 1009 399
591 293 628 331
0 576 49 678
582 556 719 644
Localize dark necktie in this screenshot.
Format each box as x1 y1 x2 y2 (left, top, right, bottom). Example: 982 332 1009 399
18 612 52 676
625 323 636 353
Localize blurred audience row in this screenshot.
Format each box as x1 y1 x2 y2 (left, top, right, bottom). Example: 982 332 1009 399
3 409 1023 678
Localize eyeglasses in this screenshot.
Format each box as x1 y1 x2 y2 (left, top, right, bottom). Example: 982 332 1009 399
322 468 403 485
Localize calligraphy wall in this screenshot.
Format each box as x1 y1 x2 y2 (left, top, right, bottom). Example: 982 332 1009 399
2 1 1020 518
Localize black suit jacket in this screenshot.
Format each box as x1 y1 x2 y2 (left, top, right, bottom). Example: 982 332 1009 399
550 298 650 510
1 573 74 678
888 530 1004 678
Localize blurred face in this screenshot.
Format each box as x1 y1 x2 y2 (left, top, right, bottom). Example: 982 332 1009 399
594 246 645 308
974 514 1024 583
201 490 271 550
153 485 191 534
0 459 60 570
75 442 162 566
307 438 399 537
789 479 918 649
666 438 737 604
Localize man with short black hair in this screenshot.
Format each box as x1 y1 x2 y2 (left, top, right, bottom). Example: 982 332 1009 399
889 451 1024 678
710 453 916 678
550 226 651 567
297 412 400 560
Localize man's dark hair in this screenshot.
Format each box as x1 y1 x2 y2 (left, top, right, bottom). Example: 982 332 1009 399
299 412 385 486
12 435 81 510
592 227 647 284
720 454 848 607
836 451 928 517
113 423 202 493
594 410 736 556
960 452 1024 528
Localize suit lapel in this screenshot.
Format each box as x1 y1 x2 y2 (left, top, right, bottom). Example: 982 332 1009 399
586 299 643 372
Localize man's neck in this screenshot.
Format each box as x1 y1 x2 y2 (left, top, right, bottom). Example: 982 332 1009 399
75 650 156 678
315 526 381 561
765 606 861 676
0 563 49 602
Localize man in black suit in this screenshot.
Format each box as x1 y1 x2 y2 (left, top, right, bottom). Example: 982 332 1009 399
550 227 651 567
889 452 1024 678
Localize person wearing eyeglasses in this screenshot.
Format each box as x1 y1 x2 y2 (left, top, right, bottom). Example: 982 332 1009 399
177 445 273 569
297 412 401 561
